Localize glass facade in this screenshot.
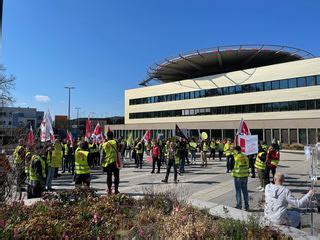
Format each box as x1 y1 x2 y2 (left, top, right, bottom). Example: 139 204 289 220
129 99 320 119
289 129 298 144
113 128 318 146
129 74 320 105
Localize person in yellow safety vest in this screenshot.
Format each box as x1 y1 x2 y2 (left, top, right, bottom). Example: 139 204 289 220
46 139 63 191
163 140 170 165
28 145 47 198
224 139 234 173
24 146 34 180
134 138 144 169
101 131 120 195
265 142 280 184
162 141 179 183
254 142 267 192
13 139 26 191
217 139 224 161
62 140 70 173
89 140 99 167
230 146 250 210
74 141 93 188
189 138 197 165
209 139 216 160
201 139 209 167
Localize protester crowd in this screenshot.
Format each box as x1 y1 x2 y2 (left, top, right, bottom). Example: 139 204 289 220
6 129 316 229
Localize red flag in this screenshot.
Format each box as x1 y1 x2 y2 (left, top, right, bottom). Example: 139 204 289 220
142 130 151 143
237 118 251 135
93 122 101 136
85 117 91 140
235 118 251 145
66 130 74 147
27 125 35 146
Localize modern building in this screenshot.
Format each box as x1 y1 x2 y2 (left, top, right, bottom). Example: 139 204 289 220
70 116 124 137
109 45 320 145
0 106 44 143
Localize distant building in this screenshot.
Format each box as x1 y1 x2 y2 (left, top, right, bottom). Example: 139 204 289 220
70 116 124 137
54 115 68 130
0 107 44 143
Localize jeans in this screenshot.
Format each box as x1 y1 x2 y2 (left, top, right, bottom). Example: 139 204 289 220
152 156 161 173
226 155 233 172
190 150 196 163
179 155 185 173
210 149 216 160
165 158 178 181
265 166 276 184
234 177 249 209
105 162 119 192
46 167 55 189
218 150 223 160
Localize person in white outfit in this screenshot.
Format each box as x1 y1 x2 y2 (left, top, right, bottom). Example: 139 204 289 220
264 172 315 228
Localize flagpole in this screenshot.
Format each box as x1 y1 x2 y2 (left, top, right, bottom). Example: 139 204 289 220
64 86 75 131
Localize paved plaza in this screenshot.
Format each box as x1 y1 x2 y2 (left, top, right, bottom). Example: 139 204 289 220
22 151 319 235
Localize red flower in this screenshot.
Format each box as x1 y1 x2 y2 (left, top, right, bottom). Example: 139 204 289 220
62 231 69 240
139 229 145 237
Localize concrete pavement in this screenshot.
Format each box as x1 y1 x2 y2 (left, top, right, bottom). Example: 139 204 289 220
23 151 320 236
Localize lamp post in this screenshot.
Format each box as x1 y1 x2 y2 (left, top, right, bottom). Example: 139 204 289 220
64 86 75 130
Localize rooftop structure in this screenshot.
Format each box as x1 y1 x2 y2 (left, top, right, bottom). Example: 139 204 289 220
140 45 314 86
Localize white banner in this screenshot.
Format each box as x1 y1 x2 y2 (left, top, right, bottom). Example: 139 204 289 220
237 135 258 155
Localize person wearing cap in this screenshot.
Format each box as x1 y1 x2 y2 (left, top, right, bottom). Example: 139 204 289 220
264 172 315 228
230 146 250 210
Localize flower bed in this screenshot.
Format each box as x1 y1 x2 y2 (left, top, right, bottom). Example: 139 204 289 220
0 189 291 239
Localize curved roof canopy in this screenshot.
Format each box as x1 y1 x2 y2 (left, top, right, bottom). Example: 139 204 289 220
140 45 314 86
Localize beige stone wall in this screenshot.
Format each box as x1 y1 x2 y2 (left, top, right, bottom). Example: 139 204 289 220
125 58 320 125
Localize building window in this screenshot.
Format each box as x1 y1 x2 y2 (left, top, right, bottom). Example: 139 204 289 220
308 129 317 145
317 75 320 85
256 82 263 91
281 129 289 144
306 76 316 86
306 100 316 110
130 74 320 106
264 81 271 91
299 129 307 145
129 99 320 119
290 129 298 144
271 80 280 90
223 87 229 95
297 77 306 87
288 78 297 88
273 129 280 141
229 86 235 94
265 129 272 145
279 79 288 89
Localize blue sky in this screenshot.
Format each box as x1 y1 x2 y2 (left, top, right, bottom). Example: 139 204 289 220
2 0 320 118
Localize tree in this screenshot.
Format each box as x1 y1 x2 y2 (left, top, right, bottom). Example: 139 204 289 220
0 65 15 105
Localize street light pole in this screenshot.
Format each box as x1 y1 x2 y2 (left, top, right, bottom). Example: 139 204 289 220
64 86 75 130
75 107 80 126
